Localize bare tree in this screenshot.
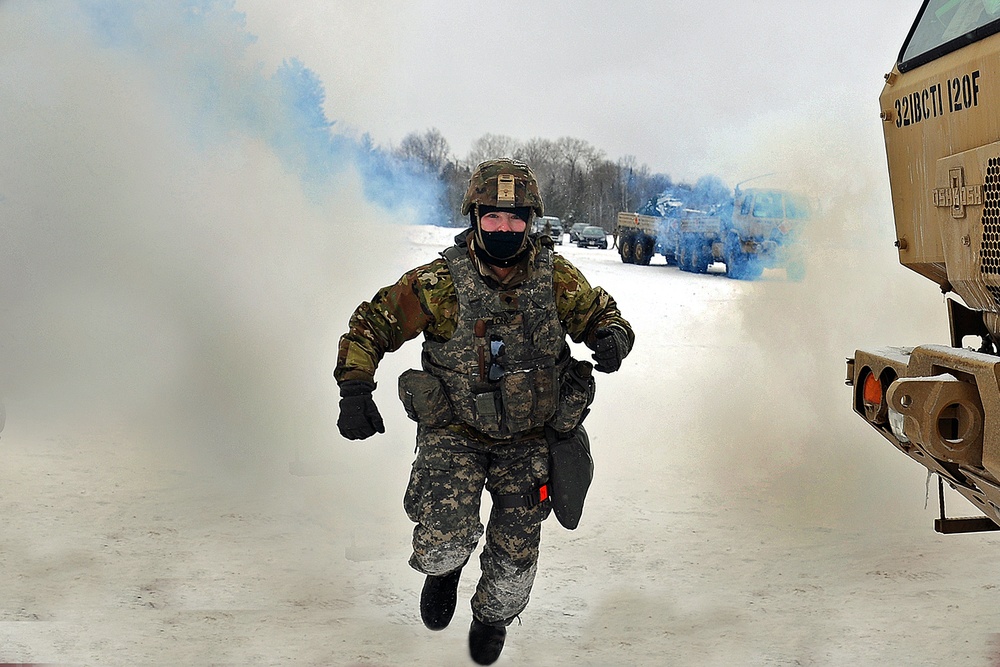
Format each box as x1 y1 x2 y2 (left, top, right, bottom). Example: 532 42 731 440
397 128 451 176
467 134 520 166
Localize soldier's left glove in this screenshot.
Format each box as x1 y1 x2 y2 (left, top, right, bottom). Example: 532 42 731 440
337 380 385 440
591 326 630 373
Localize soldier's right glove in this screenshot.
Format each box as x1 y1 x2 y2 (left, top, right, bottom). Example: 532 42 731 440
591 326 630 373
337 380 385 440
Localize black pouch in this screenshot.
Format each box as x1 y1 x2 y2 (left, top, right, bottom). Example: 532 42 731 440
546 424 594 530
398 370 453 427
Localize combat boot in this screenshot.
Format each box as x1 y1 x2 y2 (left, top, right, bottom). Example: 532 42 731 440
468 617 506 665
419 568 462 631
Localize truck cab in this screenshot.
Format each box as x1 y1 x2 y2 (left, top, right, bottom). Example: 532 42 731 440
723 187 811 280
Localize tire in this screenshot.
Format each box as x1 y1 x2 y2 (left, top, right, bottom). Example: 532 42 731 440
692 246 712 273
634 237 653 266
619 235 635 263
677 245 692 272
725 234 750 280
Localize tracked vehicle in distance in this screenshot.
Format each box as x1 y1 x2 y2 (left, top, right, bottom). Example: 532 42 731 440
847 0 1000 533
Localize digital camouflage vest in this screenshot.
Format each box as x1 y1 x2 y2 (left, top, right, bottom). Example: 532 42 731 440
422 245 569 439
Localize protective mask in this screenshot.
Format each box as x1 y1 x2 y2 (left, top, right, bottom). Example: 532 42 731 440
479 230 525 261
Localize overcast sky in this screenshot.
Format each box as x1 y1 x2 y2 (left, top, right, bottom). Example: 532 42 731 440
235 1 922 182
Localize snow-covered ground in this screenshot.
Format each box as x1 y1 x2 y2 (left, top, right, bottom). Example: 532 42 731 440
3 224 999 667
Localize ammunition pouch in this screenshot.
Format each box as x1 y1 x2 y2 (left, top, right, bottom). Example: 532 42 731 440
547 359 596 433
546 424 594 530
398 370 453 428
497 364 558 434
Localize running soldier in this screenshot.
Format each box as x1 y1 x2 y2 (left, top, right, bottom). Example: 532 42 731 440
335 158 633 665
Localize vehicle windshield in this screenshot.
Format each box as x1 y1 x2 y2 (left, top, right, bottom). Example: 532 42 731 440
751 192 785 218
901 0 1000 67
583 226 603 234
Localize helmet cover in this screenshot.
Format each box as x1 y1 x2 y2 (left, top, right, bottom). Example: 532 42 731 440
461 158 544 218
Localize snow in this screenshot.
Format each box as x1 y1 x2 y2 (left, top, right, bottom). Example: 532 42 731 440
3 224 1000 667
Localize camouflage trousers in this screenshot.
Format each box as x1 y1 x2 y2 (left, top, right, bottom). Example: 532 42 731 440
404 424 550 626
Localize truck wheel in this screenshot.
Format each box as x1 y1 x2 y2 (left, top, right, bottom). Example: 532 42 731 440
678 245 694 272
692 246 709 274
634 238 653 265
620 235 634 263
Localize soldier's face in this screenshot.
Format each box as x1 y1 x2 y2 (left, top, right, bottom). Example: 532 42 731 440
479 211 527 233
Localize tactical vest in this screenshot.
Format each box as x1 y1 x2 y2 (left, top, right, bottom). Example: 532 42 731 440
422 244 569 439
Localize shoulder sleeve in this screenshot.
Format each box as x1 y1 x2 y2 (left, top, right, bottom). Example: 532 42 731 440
334 258 457 383
553 255 635 349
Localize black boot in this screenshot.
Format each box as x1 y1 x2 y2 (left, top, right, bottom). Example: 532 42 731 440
468 617 506 665
419 568 462 631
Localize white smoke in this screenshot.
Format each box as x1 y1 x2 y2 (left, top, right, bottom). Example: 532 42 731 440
0 1 424 491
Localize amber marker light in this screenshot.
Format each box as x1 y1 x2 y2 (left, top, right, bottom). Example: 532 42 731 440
863 372 883 410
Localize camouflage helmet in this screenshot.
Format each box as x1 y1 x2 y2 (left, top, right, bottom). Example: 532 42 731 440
461 158 544 218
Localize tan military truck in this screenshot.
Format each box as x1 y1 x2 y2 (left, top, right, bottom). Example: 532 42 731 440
663 188 811 278
846 0 1000 533
615 211 677 265
721 188 810 280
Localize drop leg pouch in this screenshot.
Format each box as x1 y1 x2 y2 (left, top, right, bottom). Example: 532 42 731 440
398 370 453 428
546 424 594 530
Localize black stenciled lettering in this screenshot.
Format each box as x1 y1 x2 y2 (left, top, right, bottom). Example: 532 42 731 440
936 83 944 117
895 98 903 128
951 77 962 111
901 95 911 126
972 69 981 107
922 89 930 120
962 74 973 109
913 92 923 123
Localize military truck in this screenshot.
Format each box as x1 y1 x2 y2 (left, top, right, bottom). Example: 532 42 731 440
846 0 1000 533
629 187 811 278
615 211 677 265
720 187 810 280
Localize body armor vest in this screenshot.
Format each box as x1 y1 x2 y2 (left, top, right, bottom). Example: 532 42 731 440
422 244 569 439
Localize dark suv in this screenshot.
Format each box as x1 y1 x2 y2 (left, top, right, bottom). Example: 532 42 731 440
576 226 608 249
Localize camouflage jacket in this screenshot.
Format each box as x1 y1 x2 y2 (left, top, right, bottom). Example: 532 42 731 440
334 230 634 385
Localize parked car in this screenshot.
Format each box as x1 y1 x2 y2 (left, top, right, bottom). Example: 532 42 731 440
569 222 589 242
576 226 608 249
534 215 563 245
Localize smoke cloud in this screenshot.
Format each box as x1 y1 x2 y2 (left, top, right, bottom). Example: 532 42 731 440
670 94 951 530
0 1 436 488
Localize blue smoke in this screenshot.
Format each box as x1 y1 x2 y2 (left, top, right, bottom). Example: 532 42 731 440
77 0 443 224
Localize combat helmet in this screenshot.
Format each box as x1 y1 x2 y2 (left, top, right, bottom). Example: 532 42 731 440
461 158 544 218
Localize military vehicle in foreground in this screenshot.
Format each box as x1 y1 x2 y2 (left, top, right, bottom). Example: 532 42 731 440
846 0 1000 533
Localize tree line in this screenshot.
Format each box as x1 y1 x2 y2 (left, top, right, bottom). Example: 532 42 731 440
393 128 731 231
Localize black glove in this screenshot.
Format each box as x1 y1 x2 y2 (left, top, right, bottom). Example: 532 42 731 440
337 380 385 440
591 326 629 373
